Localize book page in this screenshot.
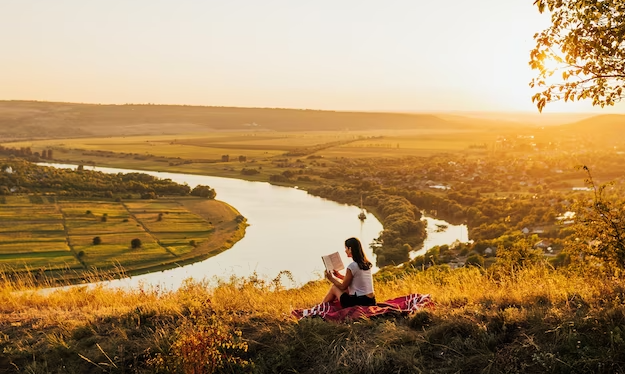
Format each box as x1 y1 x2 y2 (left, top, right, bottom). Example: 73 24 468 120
321 252 344 272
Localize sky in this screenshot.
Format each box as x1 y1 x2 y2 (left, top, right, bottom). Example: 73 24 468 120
2 0 623 114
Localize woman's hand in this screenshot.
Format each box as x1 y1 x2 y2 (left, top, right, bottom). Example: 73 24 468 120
332 270 344 280
325 270 334 281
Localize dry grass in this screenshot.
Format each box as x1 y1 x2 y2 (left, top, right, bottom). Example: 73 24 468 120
1 264 623 373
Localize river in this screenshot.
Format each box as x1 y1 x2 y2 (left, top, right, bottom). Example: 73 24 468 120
41 163 467 290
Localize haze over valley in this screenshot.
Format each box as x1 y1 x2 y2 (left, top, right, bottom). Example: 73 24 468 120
3 0 625 373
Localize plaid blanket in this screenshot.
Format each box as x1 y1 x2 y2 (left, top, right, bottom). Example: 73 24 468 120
291 293 433 322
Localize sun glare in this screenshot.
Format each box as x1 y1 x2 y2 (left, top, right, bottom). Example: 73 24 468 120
541 56 562 75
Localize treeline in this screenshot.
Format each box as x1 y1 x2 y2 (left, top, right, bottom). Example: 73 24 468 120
0 159 215 199
0 145 53 160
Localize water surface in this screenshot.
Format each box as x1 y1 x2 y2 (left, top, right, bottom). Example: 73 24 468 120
42 163 467 290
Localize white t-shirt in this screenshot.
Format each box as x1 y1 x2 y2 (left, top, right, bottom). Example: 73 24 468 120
347 261 374 296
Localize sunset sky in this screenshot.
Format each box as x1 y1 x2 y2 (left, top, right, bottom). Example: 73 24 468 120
2 0 623 114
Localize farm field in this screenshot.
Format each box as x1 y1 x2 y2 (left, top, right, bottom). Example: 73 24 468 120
3 128 498 160
0 195 245 282
1 128 503 185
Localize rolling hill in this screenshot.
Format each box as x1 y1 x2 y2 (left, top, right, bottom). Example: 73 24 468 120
0 101 471 140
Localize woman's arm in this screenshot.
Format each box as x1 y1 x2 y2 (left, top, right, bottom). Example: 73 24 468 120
325 269 353 291
332 270 344 280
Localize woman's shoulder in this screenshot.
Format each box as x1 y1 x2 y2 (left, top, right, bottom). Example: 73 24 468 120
347 261 359 271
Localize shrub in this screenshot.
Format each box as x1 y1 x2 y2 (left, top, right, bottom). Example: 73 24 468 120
141 191 157 199
465 254 485 267
93 236 102 245
191 185 216 199
148 314 250 373
131 238 142 249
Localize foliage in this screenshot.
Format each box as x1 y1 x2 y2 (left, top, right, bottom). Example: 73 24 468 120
465 253 484 267
240 167 259 176
149 305 251 374
530 0 625 111
141 191 158 199
131 238 142 249
568 166 625 270
491 239 545 275
190 185 216 199
0 159 192 197
92 236 102 245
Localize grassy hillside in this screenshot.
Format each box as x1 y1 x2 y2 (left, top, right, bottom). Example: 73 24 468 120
0 101 470 139
2 263 624 373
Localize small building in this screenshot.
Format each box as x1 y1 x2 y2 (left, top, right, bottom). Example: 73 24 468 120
534 240 552 249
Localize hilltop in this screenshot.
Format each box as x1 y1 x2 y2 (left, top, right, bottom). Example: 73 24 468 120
2 263 625 373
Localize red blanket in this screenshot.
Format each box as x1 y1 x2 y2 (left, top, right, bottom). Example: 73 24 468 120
291 294 433 322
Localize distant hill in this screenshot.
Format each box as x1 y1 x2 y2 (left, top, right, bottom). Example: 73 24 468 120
554 114 625 134
0 101 473 140
435 111 597 127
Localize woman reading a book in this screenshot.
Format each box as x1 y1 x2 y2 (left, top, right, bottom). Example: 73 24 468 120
323 237 376 307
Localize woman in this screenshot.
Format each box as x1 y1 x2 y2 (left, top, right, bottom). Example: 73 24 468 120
323 237 376 307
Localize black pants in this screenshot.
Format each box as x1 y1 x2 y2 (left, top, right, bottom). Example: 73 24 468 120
340 293 376 308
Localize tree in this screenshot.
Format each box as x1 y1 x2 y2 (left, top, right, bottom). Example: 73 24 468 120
93 236 102 245
530 0 625 111
190 185 216 199
568 167 625 270
131 238 142 249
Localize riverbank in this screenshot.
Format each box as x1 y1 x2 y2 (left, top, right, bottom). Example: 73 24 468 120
31 162 386 288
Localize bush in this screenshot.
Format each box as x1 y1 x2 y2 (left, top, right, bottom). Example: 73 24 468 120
465 254 485 267
241 168 260 176
93 236 102 245
141 191 157 199
191 185 216 199
131 238 142 249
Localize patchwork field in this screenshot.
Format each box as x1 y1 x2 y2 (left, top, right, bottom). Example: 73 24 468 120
0 196 244 279
3 129 496 161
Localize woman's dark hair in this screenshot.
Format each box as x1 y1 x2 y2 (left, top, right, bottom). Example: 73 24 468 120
345 237 372 270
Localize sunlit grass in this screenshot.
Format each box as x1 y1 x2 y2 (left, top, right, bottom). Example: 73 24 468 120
1 264 623 372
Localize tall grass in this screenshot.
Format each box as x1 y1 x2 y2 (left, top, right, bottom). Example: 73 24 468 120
2 265 625 373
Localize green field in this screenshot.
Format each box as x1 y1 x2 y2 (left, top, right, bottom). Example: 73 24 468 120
0 196 237 276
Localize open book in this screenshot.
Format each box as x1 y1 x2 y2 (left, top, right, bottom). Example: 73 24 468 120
322 252 345 272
